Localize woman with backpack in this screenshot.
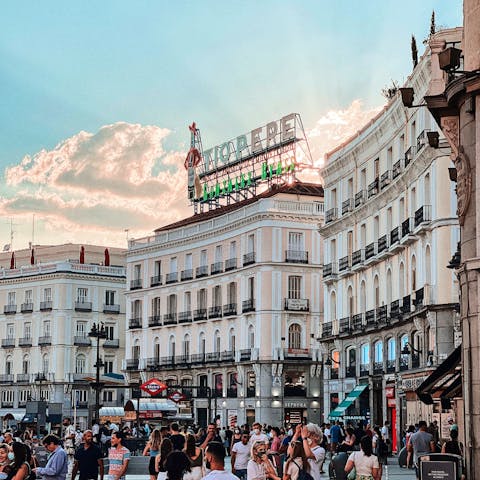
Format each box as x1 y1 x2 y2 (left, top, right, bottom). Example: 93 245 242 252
344 436 380 480
282 441 309 480
441 428 464 456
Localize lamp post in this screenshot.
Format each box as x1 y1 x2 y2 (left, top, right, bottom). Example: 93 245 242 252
89 322 107 425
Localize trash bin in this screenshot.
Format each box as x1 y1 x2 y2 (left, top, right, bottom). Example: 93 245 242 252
418 453 463 480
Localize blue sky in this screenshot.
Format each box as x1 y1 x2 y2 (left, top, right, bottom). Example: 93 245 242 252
0 1 463 248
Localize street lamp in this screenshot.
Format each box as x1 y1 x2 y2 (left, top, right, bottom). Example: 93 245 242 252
89 322 107 424
400 342 422 355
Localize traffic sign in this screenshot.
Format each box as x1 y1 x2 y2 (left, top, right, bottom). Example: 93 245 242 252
168 391 186 403
140 378 167 396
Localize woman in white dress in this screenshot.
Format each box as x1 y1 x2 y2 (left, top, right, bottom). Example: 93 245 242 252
345 436 380 480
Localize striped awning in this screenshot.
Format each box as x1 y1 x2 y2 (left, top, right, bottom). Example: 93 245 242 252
328 384 368 419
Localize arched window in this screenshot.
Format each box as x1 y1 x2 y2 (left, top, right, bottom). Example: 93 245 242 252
214 373 223 397
42 354 49 374
425 246 431 286
330 291 336 321
346 346 356 377
22 355 30 375
248 325 255 348
228 372 238 397
229 328 236 352
288 324 302 350
169 335 176 358
374 275 380 308
153 337 160 360
374 341 383 364
424 174 431 206
360 343 370 370
411 255 417 292
75 354 86 374
360 281 366 313
199 332 206 355
387 338 396 363
386 269 392 305
183 334 190 357
132 339 140 359
399 262 405 298
400 334 409 369
5 355 13 375
347 286 354 317
214 331 221 353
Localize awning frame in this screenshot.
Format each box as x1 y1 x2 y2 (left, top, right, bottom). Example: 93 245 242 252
328 384 368 419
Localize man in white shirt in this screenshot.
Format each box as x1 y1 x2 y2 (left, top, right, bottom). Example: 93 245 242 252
202 442 238 480
249 423 269 445
231 432 250 480
381 421 390 455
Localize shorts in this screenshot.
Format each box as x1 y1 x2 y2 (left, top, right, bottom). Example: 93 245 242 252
149 456 157 476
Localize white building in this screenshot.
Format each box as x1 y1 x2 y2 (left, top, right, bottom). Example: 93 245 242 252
319 31 460 450
0 244 126 428
125 182 324 427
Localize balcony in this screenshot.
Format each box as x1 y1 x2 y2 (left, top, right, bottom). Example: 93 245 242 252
401 218 412 238
377 235 389 254
404 146 416 167
163 313 177 325
243 252 256 266
160 355 176 367
367 178 379 198
1 338 15 348
416 129 430 152
225 258 237 271
390 227 400 248
240 349 252 361
0 374 14 383
342 198 353 215
178 311 192 323
365 309 376 327
376 305 388 325
193 308 207 321
206 352 221 362
402 295 411 314
380 171 392 189
322 321 333 338
390 300 400 320
38 336 52 346
4 305 16 314
360 365 369 376
392 160 402 179
19 337 33 347
351 249 364 268
285 250 308 264
284 298 309 312
103 304 120 314
365 242 377 260
223 303 237 317
373 362 384 375
181 269 194 281
339 255 351 272
175 355 190 365
211 262 223 275
74 336 91 347
148 315 162 327
191 354 206 364
125 359 140 371
386 360 396 373
40 301 52 311
346 366 356 378
130 279 142 290
227 388 238 398
75 301 92 312
196 265 209 278
414 287 425 308
323 262 337 280
129 318 142 329
21 302 33 313
34 373 47 382
16 373 30 383
352 313 364 331
284 348 310 359
208 306 222 319
165 272 178 284
339 317 351 334
150 275 162 287
355 190 365 208
221 351 235 362
104 339 119 348
325 208 338 224
242 299 255 313
414 205 432 229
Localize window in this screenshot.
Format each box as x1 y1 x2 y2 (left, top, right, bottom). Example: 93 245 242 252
247 234 255 253
248 325 255 348
185 253 192 270
213 286 222 307
42 354 49 374
76 322 87 337
6 356 13 375
410 121 416 146
77 288 88 303
170 257 177 273
347 231 353 257
25 290 33 303
134 264 141 280
288 232 304 251
152 297 161 316
347 178 353 198
19 390 30 405
105 290 115 305
215 245 223 263
1 390 14 405
374 276 380 308
374 341 383 362
387 207 392 232
288 324 302 349
199 333 206 355
214 373 223 396
200 250 208 267
198 289 207 310
214 331 221 352
154 260 161 276
154 339 160 360
132 299 142 317
227 282 237 304
387 338 396 361
229 241 237 259
347 286 354 317
132 341 140 360
229 328 236 352
104 358 114 374
424 174 431 205
248 277 255 300
330 188 337 209
169 336 176 358
24 323 31 339
183 335 190 357
374 216 379 240
184 291 191 311
330 239 337 262
43 288 52 302
360 224 366 248
330 291 336 321
75 355 86 374
360 169 366 190
7 324 14 340
7 292 15 306
167 294 177 314
386 269 392 305
360 344 370 365
288 276 301 299
103 390 114 402
73 390 88 406
387 147 393 167
43 321 50 337
105 325 114 340
374 158 380 179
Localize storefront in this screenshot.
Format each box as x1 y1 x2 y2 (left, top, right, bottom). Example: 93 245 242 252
124 398 178 426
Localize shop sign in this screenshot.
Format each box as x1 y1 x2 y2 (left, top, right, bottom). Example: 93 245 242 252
124 411 136 421
168 391 186 403
285 299 309 311
140 378 167 396
385 387 395 398
139 411 164 419
420 460 456 479
284 401 307 408
387 398 396 408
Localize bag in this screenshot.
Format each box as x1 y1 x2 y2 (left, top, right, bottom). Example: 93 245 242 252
292 461 314 480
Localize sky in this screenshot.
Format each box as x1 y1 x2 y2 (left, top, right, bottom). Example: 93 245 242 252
0 1 463 249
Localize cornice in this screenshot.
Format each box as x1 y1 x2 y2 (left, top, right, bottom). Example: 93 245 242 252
0 271 126 286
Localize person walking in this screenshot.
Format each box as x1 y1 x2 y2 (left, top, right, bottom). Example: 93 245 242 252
231 432 250 480
407 421 436 479
183 434 204 480
107 432 130 480
143 429 162 480
202 442 238 480
71 430 103 480
155 438 173 480
170 424 186 451
165 451 191 480
33 435 68 480
344 436 380 480
441 428 464 456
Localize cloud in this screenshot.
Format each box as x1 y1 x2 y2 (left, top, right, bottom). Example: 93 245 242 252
1 102 381 247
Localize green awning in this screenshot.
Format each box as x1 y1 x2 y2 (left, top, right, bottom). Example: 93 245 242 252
328 384 368 419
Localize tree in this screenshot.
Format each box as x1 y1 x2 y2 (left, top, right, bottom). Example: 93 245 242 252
411 35 418 68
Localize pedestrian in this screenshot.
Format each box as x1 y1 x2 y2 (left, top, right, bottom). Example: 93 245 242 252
202 442 238 480
268 428 281 473
225 428 233 456
407 420 435 479
372 426 388 466
165 451 191 480
143 429 162 480
329 421 341 454
247 441 279 480
344 436 380 480
155 438 173 480
338 427 356 453
405 425 416 469
282 440 307 480
62 419 76 460
249 425 269 446
170 423 186 451
71 430 103 480
380 421 390 455
290 424 325 480
0 443 13 480
231 432 250 480
199 424 222 450
441 428 464 456
7 442 31 480
3 434 13 447
183 434 204 480
107 432 130 480
33 435 68 480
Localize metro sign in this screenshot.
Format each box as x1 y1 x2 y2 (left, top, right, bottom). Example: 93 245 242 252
168 391 186 403
140 378 167 396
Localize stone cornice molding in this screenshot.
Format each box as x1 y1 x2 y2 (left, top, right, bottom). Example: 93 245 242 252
0 271 126 286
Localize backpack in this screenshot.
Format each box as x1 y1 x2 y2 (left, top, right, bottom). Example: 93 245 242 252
292 460 314 480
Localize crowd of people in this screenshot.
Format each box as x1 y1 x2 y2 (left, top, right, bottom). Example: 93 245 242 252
0 416 464 480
